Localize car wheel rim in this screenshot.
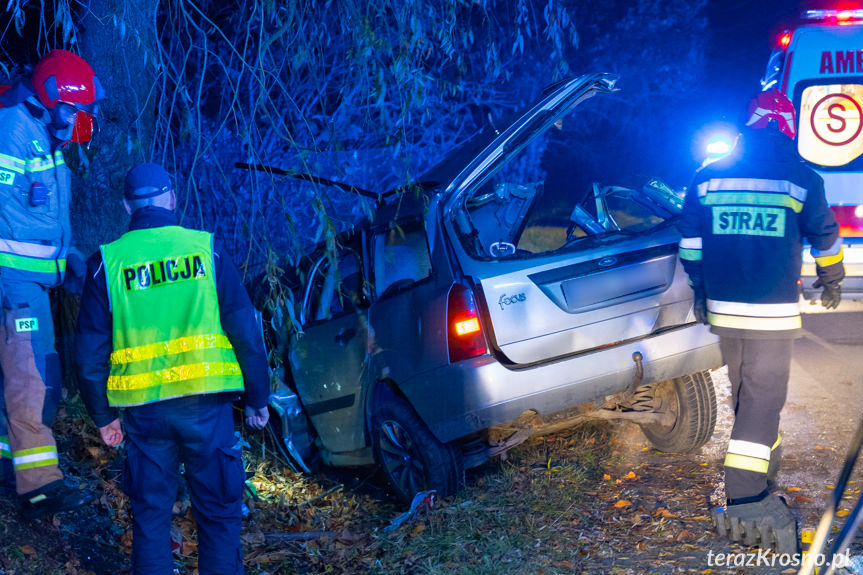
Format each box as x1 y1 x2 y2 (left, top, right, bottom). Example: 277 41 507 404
378 419 426 495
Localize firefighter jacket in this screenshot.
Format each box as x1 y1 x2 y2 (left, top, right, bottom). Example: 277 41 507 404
75 207 271 424
678 127 844 338
0 83 71 287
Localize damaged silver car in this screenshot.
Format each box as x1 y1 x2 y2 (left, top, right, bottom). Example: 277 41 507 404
260 73 723 503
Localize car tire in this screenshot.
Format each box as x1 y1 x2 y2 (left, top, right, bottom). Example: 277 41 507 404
639 370 716 453
371 395 462 504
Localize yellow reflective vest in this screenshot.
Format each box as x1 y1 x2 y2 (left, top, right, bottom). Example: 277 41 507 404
101 226 244 406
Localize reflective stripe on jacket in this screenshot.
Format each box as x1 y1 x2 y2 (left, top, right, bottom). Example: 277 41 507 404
678 128 844 336
0 96 71 286
101 226 244 406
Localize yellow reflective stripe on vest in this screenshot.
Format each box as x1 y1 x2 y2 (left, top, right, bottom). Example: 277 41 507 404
696 178 808 203
110 334 234 365
701 191 803 213
772 434 782 450
26 155 55 173
107 361 242 392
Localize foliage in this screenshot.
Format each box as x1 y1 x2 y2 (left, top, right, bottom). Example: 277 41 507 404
0 0 708 277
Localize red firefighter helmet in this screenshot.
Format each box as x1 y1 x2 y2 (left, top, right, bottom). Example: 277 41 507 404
31 49 105 144
745 89 797 139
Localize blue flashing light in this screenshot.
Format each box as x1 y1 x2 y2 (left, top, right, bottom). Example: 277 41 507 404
706 138 732 156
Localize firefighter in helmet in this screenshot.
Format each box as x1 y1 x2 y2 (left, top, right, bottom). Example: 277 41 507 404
679 90 844 554
0 49 104 518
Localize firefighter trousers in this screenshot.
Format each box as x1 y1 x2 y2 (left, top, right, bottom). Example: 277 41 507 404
720 335 792 502
123 393 244 575
0 280 63 495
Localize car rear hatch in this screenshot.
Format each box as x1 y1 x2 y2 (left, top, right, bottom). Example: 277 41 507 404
441 73 694 366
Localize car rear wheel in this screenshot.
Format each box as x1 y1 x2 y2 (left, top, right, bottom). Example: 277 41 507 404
371 395 462 504
639 370 716 453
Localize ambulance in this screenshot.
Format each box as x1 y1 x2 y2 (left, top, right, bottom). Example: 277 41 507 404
761 8 863 299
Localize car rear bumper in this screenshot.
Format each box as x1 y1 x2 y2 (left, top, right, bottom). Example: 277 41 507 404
400 323 723 444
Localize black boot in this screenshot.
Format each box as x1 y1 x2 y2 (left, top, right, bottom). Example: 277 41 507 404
19 480 96 520
712 492 798 555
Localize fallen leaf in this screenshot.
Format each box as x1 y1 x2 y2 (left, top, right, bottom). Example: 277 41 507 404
654 507 675 518
626 471 637 479
787 487 803 492
552 560 573 569
676 529 693 541
19 545 36 556
691 515 711 521
411 524 426 535
603 474 611 480
613 499 631 508
837 509 849 517
180 541 197 556
793 496 814 504
815 445 824 450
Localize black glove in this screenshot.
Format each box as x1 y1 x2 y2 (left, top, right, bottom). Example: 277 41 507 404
813 277 841 310
692 284 709 325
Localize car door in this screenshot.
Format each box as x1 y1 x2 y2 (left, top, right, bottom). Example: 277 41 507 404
442 73 695 365
290 234 370 453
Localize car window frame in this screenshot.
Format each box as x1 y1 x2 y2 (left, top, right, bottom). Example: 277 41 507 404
370 218 433 300
300 234 367 326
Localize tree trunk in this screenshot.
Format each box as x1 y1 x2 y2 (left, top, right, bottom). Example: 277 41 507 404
73 0 160 255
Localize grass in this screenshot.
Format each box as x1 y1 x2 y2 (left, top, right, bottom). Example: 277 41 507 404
365 423 611 575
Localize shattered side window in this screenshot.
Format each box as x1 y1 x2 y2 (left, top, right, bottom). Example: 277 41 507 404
373 222 431 299
307 246 365 323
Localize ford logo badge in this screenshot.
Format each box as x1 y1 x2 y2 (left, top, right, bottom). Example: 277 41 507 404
597 257 617 267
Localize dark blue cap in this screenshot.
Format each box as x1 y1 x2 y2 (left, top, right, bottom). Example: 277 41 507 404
124 163 172 200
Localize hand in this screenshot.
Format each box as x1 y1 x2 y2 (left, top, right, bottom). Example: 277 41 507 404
692 285 709 325
99 418 124 446
245 405 270 430
814 278 841 309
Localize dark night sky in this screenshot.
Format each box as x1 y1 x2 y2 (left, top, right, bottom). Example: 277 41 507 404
671 0 819 176
703 0 801 121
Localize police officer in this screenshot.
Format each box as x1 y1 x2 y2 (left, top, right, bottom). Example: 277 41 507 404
679 90 844 554
0 49 104 516
75 163 270 575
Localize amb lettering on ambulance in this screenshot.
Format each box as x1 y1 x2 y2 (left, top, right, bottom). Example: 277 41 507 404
122 253 206 292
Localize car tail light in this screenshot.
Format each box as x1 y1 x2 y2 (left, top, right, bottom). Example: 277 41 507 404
830 205 863 237
447 283 488 363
